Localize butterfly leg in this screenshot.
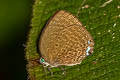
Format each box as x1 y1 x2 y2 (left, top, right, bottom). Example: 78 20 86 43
47 67 53 76
59 66 66 76
42 65 48 76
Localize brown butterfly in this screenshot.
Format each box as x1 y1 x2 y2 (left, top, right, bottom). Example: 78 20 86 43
39 10 94 68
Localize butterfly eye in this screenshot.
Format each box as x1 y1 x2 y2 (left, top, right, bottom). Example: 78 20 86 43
40 58 45 63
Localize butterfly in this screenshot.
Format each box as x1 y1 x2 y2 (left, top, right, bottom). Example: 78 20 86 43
39 10 94 68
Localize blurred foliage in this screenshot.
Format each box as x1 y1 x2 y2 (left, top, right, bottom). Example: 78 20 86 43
0 0 33 80
0 0 32 47
26 0 120 80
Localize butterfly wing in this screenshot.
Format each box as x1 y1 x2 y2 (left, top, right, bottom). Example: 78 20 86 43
39 10 94 66
54 24 94 66
39 10 72 65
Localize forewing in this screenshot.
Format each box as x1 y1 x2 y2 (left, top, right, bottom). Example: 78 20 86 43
39 10 80 65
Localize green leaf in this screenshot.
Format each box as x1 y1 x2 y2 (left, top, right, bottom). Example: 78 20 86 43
26 0 120 80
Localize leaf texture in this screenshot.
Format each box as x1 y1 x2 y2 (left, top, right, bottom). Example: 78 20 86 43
26 0 120 80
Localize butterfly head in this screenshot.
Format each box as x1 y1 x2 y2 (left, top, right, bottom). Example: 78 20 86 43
40 58 50 67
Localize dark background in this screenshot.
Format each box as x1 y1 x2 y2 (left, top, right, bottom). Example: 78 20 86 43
0 0 34 80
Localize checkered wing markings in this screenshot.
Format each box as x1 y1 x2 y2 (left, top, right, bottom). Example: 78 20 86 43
53 24 88 65
50 12 83 65
40 10 73 65
40 10 94 66
43 10 82 65
39 11 65 64
46 11 68 64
